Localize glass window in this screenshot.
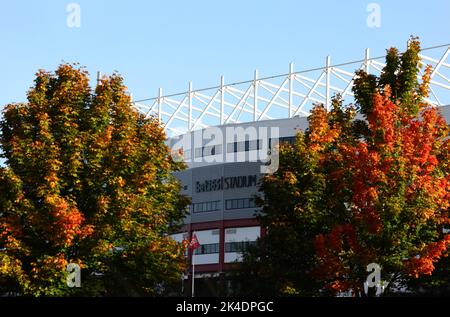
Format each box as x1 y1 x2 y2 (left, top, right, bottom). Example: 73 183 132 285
237 141 245 152
247 139 261 151
194 243 220 255
193 200 221 213
202 146 215 157
225 198 257 210
224 241 256 253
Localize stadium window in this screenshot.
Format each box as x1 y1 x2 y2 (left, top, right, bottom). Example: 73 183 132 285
194 243 220 255
237 141 245 152
225 198 256 210
269 136 295 149
193 200 221 213
224 241 257 253
227 140 263 153
202 144 222 156
247 139 261 151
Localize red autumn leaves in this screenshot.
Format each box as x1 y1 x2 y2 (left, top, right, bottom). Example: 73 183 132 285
310 86 450 293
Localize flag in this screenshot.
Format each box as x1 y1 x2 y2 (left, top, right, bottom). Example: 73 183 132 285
189 233 201 250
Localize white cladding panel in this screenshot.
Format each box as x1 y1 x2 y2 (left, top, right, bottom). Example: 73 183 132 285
224 252 243 263
194 254 219 265
195 229 220 245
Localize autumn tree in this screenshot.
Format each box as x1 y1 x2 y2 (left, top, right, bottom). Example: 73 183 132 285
239 38 450 296
0 64 190 296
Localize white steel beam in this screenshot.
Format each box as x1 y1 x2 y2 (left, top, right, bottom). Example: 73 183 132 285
132 45 450 136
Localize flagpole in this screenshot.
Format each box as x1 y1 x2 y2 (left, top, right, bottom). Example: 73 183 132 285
191 233 195 298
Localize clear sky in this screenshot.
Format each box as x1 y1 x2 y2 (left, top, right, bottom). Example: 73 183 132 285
1 0 449 108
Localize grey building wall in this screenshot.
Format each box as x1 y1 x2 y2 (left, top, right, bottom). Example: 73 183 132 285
174 162 263 224
171 105 450 226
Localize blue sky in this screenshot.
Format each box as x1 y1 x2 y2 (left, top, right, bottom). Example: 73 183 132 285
1 0 449 108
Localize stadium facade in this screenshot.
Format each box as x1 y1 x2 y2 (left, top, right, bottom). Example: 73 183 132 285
167 105 450 296
132 45 450 295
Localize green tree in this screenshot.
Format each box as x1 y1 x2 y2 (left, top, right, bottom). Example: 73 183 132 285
239 38 450 296
0 64 190 296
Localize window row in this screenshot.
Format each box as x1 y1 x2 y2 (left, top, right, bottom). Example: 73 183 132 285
183 136 296 159
194 145 223 158
192 200 221 213
227 139 262 153
193 140 263 158
224 241 257 253
225 198 256 210
193 243 220 255
191 241 258 254
268 136 296 148
192 198 257 213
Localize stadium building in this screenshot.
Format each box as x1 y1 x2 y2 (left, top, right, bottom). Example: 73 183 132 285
132 45 450 296
170 105 450 296
168 116 308 295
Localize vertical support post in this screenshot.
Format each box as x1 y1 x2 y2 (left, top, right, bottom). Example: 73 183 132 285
188 81 193 131
325 56 331 111
158 88 162 122
253 70 258 121
220 76 225 125
365 48 370 73
218 220 225 295
96 71 101 86
288 62 294 118
191 245 195 297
